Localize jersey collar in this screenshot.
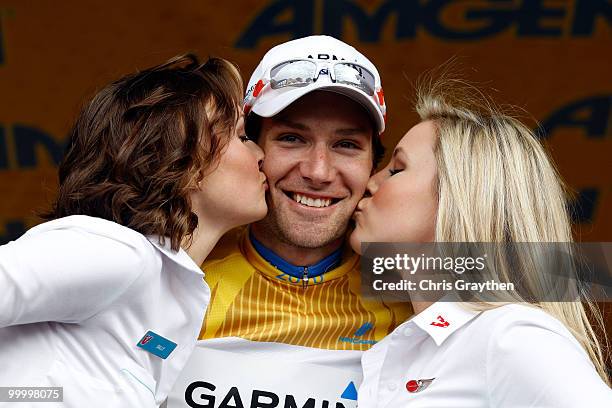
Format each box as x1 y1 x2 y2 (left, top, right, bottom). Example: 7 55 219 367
249 231 343 278
241 229 357 286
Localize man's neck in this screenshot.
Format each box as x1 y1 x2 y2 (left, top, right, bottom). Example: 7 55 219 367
250 224 344 266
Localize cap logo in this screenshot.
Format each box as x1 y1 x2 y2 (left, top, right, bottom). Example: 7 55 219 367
376 89 385 106
307 53 346 61
252 79 265 97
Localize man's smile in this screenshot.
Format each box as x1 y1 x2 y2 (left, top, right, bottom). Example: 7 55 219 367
278 189 346 210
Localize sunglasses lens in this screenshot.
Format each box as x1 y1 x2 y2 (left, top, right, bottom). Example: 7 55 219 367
269 60 377 96
270 60 317 89
333 63 375 96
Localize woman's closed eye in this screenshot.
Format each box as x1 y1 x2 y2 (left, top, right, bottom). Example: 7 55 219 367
389 168 403 176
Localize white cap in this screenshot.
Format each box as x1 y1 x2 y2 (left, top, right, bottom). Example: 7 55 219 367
244 35 386 134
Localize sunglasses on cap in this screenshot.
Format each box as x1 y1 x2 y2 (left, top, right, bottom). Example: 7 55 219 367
244 57 386 133
268 59 377 95
247 58 380 103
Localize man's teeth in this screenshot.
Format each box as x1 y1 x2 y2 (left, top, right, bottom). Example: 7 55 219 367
292 193 332 208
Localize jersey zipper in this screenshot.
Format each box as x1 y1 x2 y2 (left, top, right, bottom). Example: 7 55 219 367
302 266 309 289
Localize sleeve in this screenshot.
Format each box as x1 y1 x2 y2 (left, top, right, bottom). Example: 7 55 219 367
0 226 149 327
486 312 612 407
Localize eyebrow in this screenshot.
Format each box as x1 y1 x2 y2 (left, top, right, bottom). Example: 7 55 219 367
393 147 410 165
336 127 372 137
272 117 310 131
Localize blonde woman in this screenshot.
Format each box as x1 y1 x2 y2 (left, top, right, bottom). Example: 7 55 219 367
350 78 611 406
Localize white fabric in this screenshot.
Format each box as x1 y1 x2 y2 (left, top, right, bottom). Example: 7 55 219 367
0 215 210 407
359 302 612 408
190 336 364 369
167 338 362 407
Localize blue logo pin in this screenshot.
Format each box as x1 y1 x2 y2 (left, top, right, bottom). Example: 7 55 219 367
137 331 177 359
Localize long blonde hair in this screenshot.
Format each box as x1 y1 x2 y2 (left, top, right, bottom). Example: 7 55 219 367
415 76 610 384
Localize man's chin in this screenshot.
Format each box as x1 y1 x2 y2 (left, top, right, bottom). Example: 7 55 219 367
278 219 348 249
254 200 353 248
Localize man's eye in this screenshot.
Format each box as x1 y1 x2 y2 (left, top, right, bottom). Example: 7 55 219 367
336 141 360 149
278 134 302 143
389 169 403 176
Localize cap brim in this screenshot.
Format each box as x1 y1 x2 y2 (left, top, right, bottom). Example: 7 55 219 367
250 82 385 133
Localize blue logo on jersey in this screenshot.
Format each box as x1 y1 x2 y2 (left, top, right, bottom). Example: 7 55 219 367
341 381 358 400
338 322 377 346
354 322 373 337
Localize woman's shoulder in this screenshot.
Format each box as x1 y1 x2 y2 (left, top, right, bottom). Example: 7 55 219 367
478 304 574 335
25 215 150 247
474 303 581 348
24 215 156 260
471 303 591 368
0 216 164 324
469 306 610 406
479 303 566 326
22 215 159 277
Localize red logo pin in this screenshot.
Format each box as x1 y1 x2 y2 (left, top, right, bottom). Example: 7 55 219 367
406 380 419 393
252 79 265 97
430 315 450 328
376 88 385 106
406 378 435 393
139 334 153 345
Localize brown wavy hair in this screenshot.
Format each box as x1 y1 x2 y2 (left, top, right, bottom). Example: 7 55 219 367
43 54 243 250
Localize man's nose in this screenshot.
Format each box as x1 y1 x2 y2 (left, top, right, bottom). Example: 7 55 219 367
299 145 335 186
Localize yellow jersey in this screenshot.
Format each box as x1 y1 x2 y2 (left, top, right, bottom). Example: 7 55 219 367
166 229 413 407
199 228 412 350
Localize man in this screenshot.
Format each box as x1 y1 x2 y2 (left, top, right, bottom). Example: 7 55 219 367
168 35 412 408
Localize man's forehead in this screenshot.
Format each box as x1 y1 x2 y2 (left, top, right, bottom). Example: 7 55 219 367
263 111 375 141
268 114 372 138
267 91 374 130
268 116 308 131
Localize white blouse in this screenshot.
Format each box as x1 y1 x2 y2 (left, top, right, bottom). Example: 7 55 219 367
0 215 210 407
358 302 612 407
